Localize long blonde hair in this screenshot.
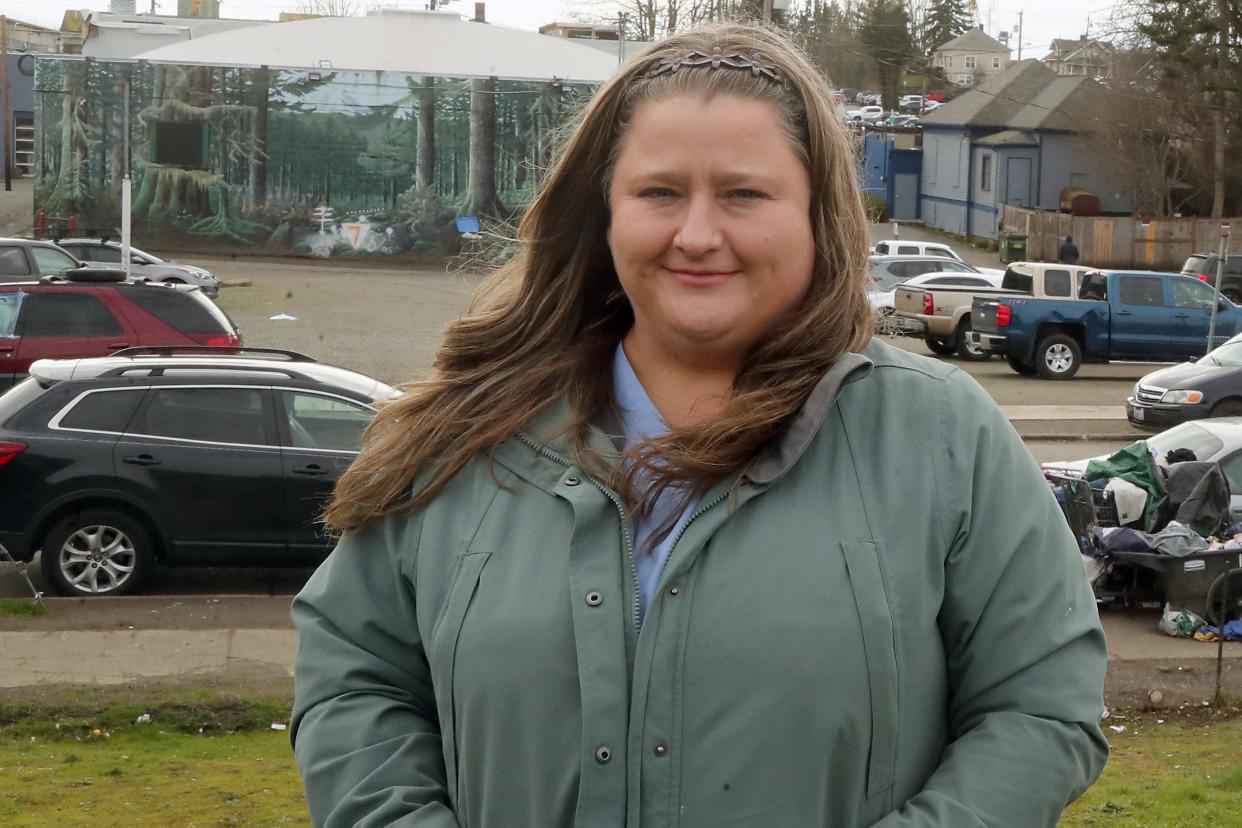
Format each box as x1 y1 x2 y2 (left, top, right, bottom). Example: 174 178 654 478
325 22 873 531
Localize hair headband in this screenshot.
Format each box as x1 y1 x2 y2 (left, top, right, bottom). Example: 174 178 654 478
641 46 784 85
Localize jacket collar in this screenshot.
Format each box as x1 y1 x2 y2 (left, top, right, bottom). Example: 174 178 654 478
505 351 874 489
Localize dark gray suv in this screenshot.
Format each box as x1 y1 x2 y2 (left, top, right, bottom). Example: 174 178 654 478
1181 253 1242 304
0 347 394 596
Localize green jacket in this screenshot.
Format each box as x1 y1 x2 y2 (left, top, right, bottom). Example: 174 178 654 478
291 339 1108 827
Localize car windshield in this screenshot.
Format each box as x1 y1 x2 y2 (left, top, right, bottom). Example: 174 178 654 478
1205 340 1242 366
872 271 907 291
1001 267 1033 293
1146 422 1225 461
1182 255 1209 275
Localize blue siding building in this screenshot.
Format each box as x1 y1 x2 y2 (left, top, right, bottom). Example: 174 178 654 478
861 131 922 220
918 60 1132 240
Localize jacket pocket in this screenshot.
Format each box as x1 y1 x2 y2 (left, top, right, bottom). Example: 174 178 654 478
430 550 492 811
840 540 899 800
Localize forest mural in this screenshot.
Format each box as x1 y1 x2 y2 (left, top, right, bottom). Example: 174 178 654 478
33 57 590 258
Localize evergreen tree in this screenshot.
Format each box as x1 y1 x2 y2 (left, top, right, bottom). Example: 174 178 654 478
922 0 973 53
788 0 870 90
858 0 917 109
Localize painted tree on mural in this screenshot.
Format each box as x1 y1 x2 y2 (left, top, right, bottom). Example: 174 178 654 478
40 59 93 219
34 58 592 255
130 63 270 243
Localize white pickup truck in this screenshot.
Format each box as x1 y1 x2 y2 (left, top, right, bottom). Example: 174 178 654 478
894 262 1095 360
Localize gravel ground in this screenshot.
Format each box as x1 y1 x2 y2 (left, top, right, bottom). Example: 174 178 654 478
206 256 484 386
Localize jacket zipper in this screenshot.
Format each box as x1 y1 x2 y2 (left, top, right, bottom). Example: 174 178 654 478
515 433 642 637
656 487 731 588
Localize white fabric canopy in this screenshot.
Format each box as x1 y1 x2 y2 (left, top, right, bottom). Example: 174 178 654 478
134 9 621 84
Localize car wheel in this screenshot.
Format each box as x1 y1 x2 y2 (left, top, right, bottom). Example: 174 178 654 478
924 335 956 356
1034 334 1081 380
1006 354 1037 375
1210 400 1242 418
40 509 155 597
1223 289 1242 306
954 320 991 362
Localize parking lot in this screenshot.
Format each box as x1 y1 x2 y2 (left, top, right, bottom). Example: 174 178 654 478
0 251 1156 598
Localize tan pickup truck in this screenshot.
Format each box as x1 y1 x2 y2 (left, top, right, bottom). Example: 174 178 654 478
894 262 1095 360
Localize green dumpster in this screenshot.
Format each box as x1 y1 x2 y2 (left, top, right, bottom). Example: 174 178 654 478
999 232 1028 264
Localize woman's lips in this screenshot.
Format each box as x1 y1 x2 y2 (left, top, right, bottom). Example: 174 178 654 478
665 267 736 286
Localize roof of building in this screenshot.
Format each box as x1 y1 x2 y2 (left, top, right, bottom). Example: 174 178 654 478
921 59 1102 132
78 12 267 59
1044 37 1113 59
974 129 1038 146
132 9 621 83
936 27 1010 53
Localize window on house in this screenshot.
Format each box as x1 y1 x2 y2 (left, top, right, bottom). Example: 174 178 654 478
965 55 977 68
980 154 993 192
943 55 953 69
992 56 1001 69
958 74 973 85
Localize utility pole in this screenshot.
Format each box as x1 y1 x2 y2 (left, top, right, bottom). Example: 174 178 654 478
122 74 132 280
1211 0 1227 217
1016 11 1023 60
618 12 627 67
1 16 9 193
1207 220 1231 352
763 0 774 19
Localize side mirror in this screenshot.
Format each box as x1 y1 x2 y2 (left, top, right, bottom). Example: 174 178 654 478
1189 356 1199 363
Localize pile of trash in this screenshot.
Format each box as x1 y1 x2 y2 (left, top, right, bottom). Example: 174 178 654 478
1046 441 1242 638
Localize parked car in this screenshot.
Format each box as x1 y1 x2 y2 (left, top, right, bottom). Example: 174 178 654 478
1179 253 1242 305
0 274 241 390
55 238 221 299
0 237 121 282
1041 419 1242 523
845 105 885 122
922 100 943 112
868 262 1003 337
1126 333 1242 428
969 270 1241 379
896 262 1095 362
871 239 964 261
925 91 950 103
882 114 920 128
898 95 924 112
0 347 396 596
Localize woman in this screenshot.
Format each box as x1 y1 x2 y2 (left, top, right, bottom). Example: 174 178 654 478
291 23 1108 827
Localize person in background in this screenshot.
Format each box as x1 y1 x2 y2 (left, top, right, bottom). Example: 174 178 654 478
290 22 1108 828
1059 234 1080 264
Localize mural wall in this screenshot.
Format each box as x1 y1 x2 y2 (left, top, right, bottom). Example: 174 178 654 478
33 57 590 258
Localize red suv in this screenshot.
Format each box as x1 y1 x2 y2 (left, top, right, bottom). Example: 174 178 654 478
0 277 241 390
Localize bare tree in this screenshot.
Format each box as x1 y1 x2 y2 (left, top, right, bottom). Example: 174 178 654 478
296 0 360 16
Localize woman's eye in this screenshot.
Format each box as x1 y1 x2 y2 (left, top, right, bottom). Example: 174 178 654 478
729 189 764 199
640 187 676 199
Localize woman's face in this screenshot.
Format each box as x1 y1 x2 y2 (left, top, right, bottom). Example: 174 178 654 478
607 93 815 368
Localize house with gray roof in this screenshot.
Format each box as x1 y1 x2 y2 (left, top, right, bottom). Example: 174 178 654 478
933 26 1011 87
917 59 1132 239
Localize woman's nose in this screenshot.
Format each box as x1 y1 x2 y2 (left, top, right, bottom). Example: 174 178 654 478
673 194 723 255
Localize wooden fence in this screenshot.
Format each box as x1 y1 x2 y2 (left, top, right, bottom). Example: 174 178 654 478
1000 206 1241 271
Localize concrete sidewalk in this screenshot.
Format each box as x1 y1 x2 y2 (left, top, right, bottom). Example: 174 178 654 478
0 598 1236 690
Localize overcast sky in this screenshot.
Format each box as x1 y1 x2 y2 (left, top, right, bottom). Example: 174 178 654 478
3 0 1116 60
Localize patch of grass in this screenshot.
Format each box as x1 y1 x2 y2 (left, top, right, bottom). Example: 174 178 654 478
0 691 291 740
1062 716 1242 827
0 728 307 827
0 699 1238 825
0 599 50 618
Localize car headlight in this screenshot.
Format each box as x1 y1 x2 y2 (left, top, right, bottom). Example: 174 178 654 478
1161 389 1204 404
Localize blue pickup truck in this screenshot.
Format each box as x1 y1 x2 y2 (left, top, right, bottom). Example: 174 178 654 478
968 270 1242 379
